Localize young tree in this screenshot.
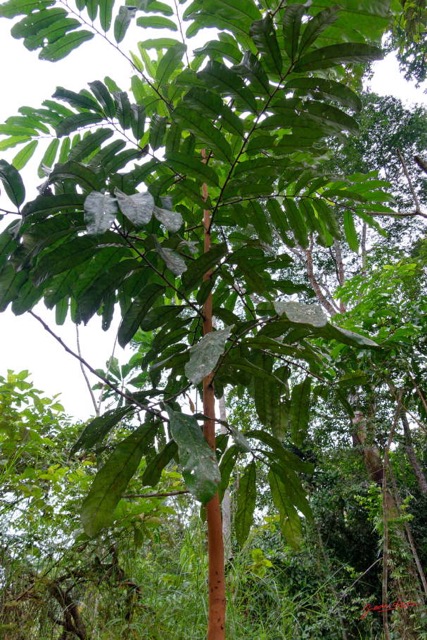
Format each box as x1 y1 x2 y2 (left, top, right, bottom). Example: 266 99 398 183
0 1 404 637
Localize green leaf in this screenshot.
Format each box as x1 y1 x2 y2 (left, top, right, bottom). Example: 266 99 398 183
118 283 165 347
114 91 133 130
0 265 27 311
71 406 134 454
283 199 308 248
99 0 114 31
53 86 102 111
39 30 94 61
185 87 244 138
343 211 359 251
69 128 114 162
166 151 219 187
81 421 158 537
33 238 113 286
142 440 178 487
235 461 256 547
181 242 227 291
173 105 232 162
247 430 313 474
12 140 37 170
38 138 60 177
0 160 25 207
156 43 186 84
131 104 146 139
137 15 177 30
282 3 305 61
115 188 154 227
89 80 116 117
298 5 340 54
290 378 311 447
49 161 102 191
149 114 167 151
197 61 257 114
114 5 137 43
268 467 302 549
185 327 232 385
55 113 104 137
22 193 85 218
294 43 383 72
219 444 239 498
167 409 220 504
285 78 362 112
84 192 118 234
250 15 282 75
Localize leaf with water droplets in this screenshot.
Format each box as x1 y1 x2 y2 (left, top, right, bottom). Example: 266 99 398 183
84 191 117 235
115 188 154 227
185 327 232 385
167 409 220 504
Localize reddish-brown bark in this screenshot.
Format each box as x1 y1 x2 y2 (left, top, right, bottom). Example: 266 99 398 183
202 167 226 639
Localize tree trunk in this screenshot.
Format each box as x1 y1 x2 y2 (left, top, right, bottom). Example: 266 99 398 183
202 168 226 639
401 411 427 495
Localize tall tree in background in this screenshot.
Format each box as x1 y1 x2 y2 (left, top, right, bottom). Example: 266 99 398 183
0 0 423 637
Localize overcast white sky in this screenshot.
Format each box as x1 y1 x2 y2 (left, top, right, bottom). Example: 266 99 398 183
0 18 425 419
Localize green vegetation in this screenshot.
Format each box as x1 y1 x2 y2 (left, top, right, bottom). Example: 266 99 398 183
0 0 426 638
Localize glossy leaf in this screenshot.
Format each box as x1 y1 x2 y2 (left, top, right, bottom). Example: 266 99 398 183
166 151 219 187
156 43 186 84
81 421 158 536
71 406 134 454
167 409 220 504
282 3 305 61
114 6 137 43
12 140 37 170
118 283 165 347
142 440 178 487
0 160 25 207
294 43 383 72
343 211 359 251
39 30 94 61
250 15 282 75
298 5 340 54
181 242 227 291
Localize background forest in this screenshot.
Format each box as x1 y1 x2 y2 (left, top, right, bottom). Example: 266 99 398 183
0 0 426 639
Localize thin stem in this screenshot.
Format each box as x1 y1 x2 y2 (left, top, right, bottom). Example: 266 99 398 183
61 0 172 111
397 147 421 214
123 490 189 499
75 324 99 416
29 311 163 419
115 226 204 319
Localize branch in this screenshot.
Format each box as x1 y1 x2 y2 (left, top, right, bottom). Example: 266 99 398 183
397 147 422 214
29 311 164 420
414 155 427 175
75 324 99 416
305 244 340 317
123 489 189 499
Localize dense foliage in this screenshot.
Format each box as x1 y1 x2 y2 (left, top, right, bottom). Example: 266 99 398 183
0 0 426 638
